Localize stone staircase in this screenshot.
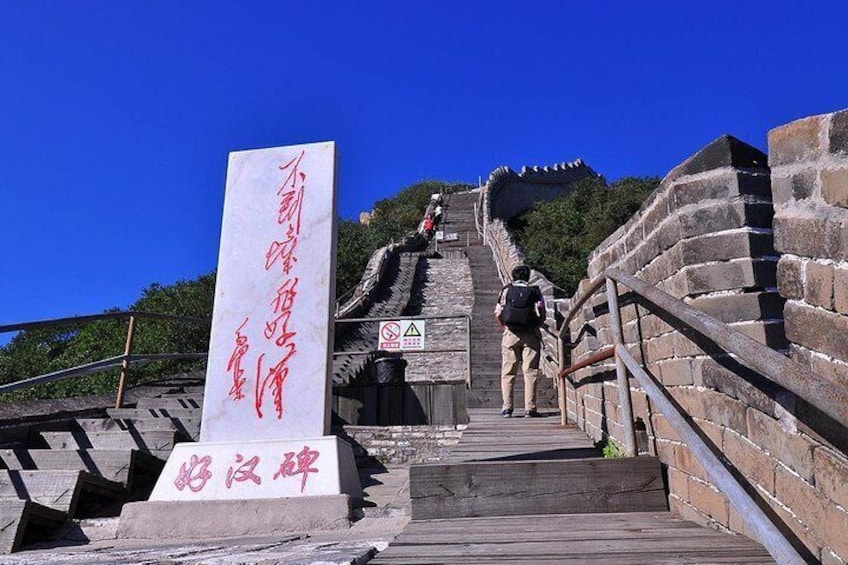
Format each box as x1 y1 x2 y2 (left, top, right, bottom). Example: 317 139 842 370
0 373 204 553
333 252 423 386
440 191 557 410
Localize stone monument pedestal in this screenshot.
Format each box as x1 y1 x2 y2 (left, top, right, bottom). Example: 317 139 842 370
117 436 361 539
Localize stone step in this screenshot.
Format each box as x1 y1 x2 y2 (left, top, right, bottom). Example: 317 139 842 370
40 430 178 453
0 449 165 493
409 456 667 520
0 470 126 517
0 499 66 553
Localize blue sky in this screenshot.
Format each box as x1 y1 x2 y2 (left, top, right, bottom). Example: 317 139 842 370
1 1 847 326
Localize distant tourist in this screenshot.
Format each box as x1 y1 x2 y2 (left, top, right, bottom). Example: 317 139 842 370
424 215 435 239
494 265 545 418
433 204 443 224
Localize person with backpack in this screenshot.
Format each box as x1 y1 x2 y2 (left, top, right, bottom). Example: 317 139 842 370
494 265 546 418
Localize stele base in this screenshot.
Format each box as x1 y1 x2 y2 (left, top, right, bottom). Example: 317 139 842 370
117 436 361 540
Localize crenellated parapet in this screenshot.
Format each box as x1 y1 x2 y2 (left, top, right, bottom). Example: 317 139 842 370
481 158 600 230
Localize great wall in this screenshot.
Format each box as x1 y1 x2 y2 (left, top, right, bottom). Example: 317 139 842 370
1 108 847 563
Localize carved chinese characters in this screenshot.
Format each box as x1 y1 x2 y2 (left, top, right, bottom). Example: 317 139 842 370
200 142 337 442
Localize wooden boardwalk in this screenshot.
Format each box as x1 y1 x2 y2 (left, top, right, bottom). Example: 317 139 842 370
373 408 775 564
443 408 599 463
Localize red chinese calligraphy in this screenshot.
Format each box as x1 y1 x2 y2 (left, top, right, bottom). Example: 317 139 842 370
264 231 299 274
253 152 309 422
225 453 262 488
273 446 320 492
254 352 292 419
174 454 213 493
227 318 250 401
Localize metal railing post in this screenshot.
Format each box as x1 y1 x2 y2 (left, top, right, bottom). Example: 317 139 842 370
465 315 473 388
115 315 137 409
606 278 637 457
557 337 568 426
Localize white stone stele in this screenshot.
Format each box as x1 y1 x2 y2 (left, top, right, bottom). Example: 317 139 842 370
137 142 361 520
200 141 338 443
149 437 361 501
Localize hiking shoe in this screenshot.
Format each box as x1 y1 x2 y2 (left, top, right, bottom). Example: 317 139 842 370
524 410 542 418
501 409 513 418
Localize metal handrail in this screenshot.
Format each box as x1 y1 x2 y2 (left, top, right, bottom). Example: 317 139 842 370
0 311 210 408
555 268 822 564
0 311 208 334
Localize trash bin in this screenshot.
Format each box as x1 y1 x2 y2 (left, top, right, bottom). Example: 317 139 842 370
373 357 407 384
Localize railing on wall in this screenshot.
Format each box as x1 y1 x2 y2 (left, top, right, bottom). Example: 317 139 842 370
0 312 209 409
557 267 848 565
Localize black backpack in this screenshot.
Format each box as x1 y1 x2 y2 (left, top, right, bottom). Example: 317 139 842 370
500 284 542 330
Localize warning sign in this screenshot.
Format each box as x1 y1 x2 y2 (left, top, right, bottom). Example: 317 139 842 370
378 320 426 351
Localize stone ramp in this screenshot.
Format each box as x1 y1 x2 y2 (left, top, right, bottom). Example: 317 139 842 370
369 512 775 564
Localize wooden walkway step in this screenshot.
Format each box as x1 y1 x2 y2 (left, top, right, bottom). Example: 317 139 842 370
0 470 125 516
39 430 178 453
0 449 164 492
369 512 775 563
0 499 66 554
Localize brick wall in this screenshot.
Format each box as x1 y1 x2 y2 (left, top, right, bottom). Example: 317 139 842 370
553 119 848 561
766 110 848 562
340 424 464 466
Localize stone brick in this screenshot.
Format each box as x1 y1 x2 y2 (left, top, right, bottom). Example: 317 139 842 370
675 444 710 482
804 260 834 310
771 169 818 205
667 466 689 501
824 505 848 561
687 477 729 525
775 464 830 545
654 220 682 253
685 259 776 296
769 114 826 166
656 358 694 386
699 357 781 417
822 167 848 208
766 492 825 560
681 232 750 264
835 268 848 315
671 134 768 179
773 212 842 259
778 256 804 300
692 417 724 449
730 320 788 349
722 429 776 494
785 301 848 363
651 413 682 443
829 109 848 155
735 171 773 200
672 388 747 434
747 407 815 481
686 291 784 324
668 176 732 210
813 446 848 511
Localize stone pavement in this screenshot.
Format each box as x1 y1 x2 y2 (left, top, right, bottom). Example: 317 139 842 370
3 466 410 565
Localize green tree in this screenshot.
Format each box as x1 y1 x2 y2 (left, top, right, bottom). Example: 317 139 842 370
512 176 660 295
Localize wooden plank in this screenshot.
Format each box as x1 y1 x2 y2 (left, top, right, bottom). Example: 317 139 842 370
40 430 177 452
410 456 667 520
0 499 66 554
0 449 164 490
134 395 203 410
370 512 773 564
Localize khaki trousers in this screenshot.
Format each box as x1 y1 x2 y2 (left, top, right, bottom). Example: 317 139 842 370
501 328 541 411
